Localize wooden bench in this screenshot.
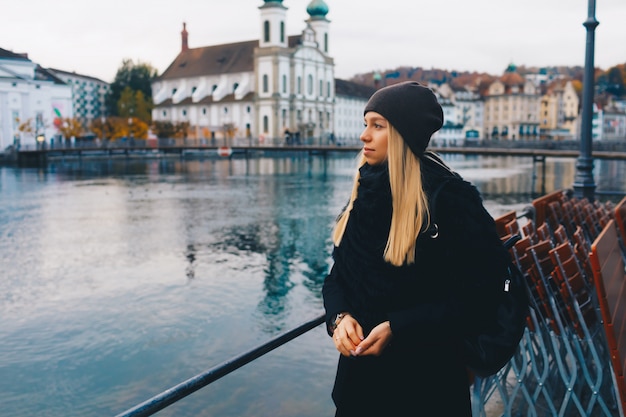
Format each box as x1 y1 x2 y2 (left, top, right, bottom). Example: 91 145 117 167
589 219 626 414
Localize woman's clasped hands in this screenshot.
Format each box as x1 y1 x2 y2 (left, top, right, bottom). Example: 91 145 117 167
333 314 393 357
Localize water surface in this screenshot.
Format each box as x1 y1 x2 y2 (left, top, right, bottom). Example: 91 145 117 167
1 153 624 416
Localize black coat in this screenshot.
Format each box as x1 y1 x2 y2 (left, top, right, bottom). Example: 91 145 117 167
322 158 510 416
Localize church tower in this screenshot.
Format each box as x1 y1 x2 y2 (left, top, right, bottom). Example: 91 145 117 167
259 0 288 48
306 0 330 54
256 0 291 141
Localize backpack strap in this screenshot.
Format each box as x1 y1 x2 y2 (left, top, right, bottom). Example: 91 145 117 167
425 177 457 238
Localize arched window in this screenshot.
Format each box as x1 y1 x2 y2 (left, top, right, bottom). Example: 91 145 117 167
324 33 328 53
264 21 270 42
263 115 269 133
263 74 269 93
280 21 285 43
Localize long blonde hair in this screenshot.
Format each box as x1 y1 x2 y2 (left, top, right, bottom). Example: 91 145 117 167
332 125 430 266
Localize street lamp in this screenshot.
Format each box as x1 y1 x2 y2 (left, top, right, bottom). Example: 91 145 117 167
573 0 598 200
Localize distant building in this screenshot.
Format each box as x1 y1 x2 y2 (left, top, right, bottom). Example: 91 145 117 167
0 47 73 149
483 64 541 140
47 68 109 132
594 102 626 141
151 0 370 145
539 79 579 140
334 78 376 145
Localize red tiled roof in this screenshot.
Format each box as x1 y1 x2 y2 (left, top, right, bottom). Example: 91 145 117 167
158 40 258 80
157 35 304 80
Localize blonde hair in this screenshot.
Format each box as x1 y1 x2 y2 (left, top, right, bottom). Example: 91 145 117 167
332 125 430 266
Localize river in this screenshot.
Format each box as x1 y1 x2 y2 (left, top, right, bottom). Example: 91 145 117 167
1 152 624 417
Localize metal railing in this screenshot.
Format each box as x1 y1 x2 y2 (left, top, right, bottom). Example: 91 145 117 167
114 314 325 417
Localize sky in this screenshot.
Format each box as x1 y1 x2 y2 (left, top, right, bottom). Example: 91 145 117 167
2 0 625 83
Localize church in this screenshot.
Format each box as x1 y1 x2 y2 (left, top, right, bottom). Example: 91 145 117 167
151 0 373 146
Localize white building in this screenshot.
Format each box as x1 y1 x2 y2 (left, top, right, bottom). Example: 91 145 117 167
0 47 73 149
334 78 376 145
47 68 109 132
151 0 370 145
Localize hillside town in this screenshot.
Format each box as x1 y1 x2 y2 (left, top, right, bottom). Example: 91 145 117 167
1 0 625 152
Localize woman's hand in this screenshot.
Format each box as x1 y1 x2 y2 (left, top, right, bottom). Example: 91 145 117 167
333 314 364 357
352 321 393 357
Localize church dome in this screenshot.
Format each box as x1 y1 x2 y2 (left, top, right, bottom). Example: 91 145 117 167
307 0 329 18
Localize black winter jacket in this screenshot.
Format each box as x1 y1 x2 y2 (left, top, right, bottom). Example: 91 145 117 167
322 156 510 416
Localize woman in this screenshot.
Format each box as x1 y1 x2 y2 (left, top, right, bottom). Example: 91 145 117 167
322 81 510 416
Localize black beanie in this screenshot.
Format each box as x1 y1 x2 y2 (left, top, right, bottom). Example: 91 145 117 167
364 81 444 157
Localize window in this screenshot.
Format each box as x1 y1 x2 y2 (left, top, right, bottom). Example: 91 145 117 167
247 106 251 113
282 109 287 126
319 80 323 97
263 74 269 93
233 83 239 92
263 115 269 133
297 76 302 94
324 33 328 53
282 75 287 94
264 21 270 42
280 21 285 43
327 81 331 97
202 108 207 115
307 75 313 95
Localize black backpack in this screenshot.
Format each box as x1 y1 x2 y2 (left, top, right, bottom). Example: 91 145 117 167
426 155 530 377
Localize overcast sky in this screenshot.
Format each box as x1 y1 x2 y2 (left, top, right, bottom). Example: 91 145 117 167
2 0 624 83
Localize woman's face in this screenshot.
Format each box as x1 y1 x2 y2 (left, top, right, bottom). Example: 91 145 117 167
360 111 389 165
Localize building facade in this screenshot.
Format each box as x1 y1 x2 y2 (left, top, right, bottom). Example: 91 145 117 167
0 47 73 149
539 79 579 140
151 0 369 145
47 68 109 132
483 65 541 141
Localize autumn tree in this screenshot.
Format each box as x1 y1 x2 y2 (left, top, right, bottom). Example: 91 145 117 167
57 118 84 142
106 59 157 123
116 86 152 122
91 116 149 141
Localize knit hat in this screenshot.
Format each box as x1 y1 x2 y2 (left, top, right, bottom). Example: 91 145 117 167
364 81 444 157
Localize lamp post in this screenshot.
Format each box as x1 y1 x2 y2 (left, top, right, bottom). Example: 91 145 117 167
573 0 598 200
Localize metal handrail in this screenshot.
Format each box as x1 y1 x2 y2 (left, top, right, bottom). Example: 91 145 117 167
114 313 326 417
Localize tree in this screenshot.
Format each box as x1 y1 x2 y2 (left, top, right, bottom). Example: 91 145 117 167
152 121 176 139
106 59 157 122
57 118 84 142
